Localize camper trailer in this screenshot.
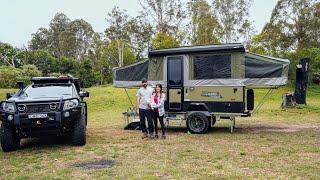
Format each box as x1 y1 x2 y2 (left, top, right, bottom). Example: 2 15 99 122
113 43 290 133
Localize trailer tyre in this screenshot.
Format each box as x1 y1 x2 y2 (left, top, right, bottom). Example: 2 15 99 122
187 112 210 134
71 115 86 146
1 123 20 152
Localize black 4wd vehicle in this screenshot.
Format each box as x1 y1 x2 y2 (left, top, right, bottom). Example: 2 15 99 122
0 76 89 152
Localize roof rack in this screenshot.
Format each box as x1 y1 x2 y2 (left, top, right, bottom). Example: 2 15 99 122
148 43 245 57
31 75 82 92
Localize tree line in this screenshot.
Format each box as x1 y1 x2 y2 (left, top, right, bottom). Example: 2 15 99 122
0 0 319 88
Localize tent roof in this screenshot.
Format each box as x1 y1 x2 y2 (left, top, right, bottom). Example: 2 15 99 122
149 43 245 57
245 52 290 63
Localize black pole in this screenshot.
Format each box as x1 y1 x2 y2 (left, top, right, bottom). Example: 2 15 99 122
294 58 311 104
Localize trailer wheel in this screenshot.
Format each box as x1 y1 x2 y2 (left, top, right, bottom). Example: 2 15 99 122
0 123 20 152
187 112 210 134
71 115 86 146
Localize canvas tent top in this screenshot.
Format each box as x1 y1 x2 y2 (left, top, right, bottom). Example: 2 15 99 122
113 44 290 88
149 43 245 57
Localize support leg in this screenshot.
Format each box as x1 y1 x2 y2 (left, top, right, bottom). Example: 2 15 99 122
230 117 235 133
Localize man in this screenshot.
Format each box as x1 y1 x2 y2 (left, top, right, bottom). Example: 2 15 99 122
136 79 154 139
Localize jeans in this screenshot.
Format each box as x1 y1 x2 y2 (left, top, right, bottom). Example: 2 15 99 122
152 111 165 135
139 109 153 134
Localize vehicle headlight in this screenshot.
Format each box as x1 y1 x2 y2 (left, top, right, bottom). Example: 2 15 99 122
1 102 15 113
63 99 79 110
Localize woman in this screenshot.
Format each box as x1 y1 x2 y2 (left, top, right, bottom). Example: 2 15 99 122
149 84 166 139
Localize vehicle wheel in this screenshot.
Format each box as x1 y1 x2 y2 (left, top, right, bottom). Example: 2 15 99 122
0 123 20 152
71 115 86 146
186 112 210 134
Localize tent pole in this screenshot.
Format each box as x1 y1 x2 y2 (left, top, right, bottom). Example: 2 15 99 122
124 88 134 107
252 88 274 115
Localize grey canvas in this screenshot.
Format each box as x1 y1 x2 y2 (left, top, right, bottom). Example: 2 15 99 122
113 44 290 88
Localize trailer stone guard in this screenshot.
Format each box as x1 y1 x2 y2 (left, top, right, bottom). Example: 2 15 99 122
113 44 290 133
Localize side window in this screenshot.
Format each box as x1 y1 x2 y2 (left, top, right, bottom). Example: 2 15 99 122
193 54 231 79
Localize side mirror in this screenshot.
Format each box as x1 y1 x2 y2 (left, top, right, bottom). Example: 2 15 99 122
79 91 90 98
16 81 24 90
6 93 13 99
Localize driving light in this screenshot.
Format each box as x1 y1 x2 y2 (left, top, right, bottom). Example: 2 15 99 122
64 111 70 117
7 115 13 121
1 102 15 113
63 99 79 110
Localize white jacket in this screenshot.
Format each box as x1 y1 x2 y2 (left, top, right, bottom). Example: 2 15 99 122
149 93 166 117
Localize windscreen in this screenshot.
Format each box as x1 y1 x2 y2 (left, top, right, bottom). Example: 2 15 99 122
21 85 74 98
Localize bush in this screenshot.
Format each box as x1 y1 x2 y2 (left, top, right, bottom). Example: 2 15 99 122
20 65 42 84
0 65 42 88
312 70 320 84
285 48 320 84
0 66 23 88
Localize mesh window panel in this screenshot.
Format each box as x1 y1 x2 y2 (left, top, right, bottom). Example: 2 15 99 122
193 54 231 79
115 61 149 81
245 57 283 78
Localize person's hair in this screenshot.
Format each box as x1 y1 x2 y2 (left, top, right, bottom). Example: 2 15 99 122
141 78 147 83
154 84 163 96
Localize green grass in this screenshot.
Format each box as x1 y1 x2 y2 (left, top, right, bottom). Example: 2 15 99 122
0 85 319 179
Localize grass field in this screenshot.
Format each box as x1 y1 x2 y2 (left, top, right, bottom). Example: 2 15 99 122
0 85 319 179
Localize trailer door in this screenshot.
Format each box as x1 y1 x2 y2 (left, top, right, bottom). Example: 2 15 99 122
167 56 184 111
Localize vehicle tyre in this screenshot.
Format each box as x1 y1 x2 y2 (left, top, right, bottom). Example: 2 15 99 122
186 112 210 134
71 115 86 146
0 123 20 152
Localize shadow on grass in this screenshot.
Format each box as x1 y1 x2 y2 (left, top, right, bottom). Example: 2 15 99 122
19 136 71 150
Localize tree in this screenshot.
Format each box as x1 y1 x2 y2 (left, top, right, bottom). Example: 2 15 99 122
29 13 95 60
69 19 94 60
48 13 71 59
212 0 254 43
0 42 22 68
29 28 50 51
26 50 58 75
105 7 153 65
187 0 221 45
151 32 180 49
78 59 99 87
127 15 153 59
105 7 132 67
139 0 186 39
248 0 320 56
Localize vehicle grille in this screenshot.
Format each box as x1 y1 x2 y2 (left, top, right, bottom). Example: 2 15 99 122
17 103 60 114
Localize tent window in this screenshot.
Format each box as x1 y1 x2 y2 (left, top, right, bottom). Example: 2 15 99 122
168 56 183 86
193 54 231 79
245 57 282 78
115 61 149 81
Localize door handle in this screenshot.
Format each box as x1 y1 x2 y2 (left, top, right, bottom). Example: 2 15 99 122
177 91 181 94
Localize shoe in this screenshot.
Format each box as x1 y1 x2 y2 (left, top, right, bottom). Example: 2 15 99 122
161 135 166 139
141 133 148 139
149 134 155 139
155 134 159 139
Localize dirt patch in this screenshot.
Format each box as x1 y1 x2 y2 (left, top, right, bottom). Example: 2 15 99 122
245 124 320 133
74 159 115 169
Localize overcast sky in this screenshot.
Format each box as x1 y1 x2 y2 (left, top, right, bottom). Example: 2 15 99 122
0 0 277 48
